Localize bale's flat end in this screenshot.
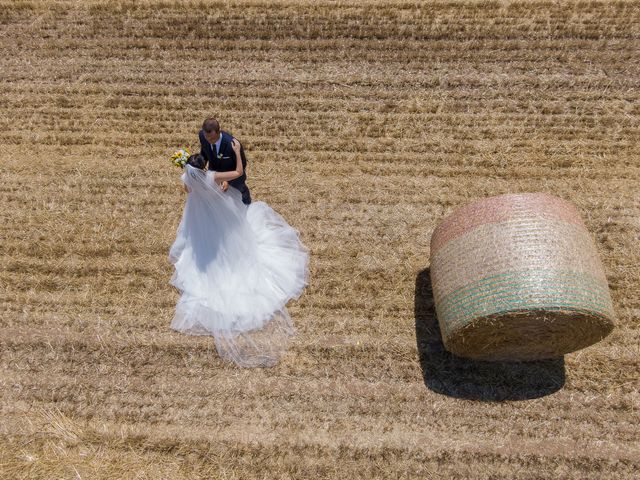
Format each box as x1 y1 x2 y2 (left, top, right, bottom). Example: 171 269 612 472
443 309 615 361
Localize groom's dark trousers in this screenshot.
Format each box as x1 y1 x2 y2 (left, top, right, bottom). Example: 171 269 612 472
199 129 252 205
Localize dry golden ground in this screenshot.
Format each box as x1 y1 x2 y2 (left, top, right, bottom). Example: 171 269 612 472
1 0 639 478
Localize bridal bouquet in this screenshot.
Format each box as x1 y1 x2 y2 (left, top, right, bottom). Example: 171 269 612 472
170 148 191 168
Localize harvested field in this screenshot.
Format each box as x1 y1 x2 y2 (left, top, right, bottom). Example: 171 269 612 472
1 0 639 478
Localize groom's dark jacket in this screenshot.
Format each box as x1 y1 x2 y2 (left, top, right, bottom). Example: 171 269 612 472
199 129 251 204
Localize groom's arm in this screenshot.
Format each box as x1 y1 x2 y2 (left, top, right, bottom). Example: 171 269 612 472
198 130 206 154
231 136 247 170
240 144 247 170
198 130 211 168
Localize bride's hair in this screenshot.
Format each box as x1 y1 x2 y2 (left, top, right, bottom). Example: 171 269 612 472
186 154 206 170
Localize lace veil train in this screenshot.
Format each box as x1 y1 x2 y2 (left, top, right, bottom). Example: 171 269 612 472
168 165 309 367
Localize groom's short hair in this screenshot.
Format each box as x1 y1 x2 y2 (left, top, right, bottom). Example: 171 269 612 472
202 118 220 134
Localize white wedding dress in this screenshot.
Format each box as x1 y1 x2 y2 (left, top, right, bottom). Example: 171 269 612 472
168 165 309 367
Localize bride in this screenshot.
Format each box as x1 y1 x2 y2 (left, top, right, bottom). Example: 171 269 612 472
168 139 309 367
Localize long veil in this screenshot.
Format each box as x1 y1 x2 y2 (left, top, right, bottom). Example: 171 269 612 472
168 165 309 367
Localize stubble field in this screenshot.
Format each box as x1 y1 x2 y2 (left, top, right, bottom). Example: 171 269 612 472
1 0 639 478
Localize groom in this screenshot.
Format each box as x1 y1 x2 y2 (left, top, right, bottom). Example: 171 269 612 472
199 117 251 205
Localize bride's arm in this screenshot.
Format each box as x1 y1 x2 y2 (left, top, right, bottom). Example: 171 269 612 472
213 139 244 182
181 171 190 193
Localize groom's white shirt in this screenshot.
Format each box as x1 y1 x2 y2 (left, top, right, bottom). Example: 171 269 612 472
214 136 222 155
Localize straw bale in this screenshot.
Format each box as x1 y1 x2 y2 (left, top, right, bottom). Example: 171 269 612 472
430 193 615 361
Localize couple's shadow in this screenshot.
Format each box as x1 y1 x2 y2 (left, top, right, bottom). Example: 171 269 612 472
414 268 565 401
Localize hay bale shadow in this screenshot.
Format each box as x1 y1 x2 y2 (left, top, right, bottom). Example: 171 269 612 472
414 268 565 401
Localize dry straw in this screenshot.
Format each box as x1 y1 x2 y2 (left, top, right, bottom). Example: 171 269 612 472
429 193 615 361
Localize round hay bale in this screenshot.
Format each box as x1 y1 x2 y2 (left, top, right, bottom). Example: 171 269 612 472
429 193 615 361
